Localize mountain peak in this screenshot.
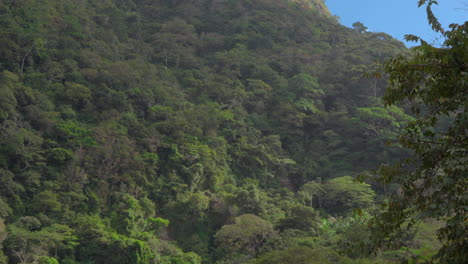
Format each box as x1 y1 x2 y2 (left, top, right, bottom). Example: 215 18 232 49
289 0 331 17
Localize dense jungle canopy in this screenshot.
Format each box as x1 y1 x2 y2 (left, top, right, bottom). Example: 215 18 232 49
0 0 465 263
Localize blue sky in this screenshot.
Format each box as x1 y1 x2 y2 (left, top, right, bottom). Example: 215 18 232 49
326 0 467 46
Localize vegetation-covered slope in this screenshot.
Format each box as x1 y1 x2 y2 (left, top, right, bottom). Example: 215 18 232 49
0 0 440 263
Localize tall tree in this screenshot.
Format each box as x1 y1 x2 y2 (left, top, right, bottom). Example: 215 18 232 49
373 1 467 262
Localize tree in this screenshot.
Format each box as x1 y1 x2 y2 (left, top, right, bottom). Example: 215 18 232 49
322 176 375 216
352 22 368 33
0 71 18 121
214 214 276 257
278 205 321 235
298 180 324 207
373 1 467 262
0 219 7 264
5 222 78 264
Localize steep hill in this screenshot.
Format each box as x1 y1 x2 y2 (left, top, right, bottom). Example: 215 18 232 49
0 0 436 263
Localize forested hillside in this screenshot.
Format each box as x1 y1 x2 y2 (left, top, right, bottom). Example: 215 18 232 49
0 0 443 263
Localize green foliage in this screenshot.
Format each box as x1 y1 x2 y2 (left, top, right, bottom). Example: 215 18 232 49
73 215 164 264
149 217 170 230
336 213 374 259
373 4 467 262
56 121 96 147
37 256 59 264
5 222 78 263
33 190 62 214
355 105 414 135
289 73 323 99
110 194 166 239
0 71 18 121
215 214 276 257
352 22 368 33
59 82 90 107
46 148 74 164
0 0 428 262
298 180 324 207
0 220 7 264
0 199 12 219
278 205 321 235
252 246 348 264
0 251 7 264
322 176 376 216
